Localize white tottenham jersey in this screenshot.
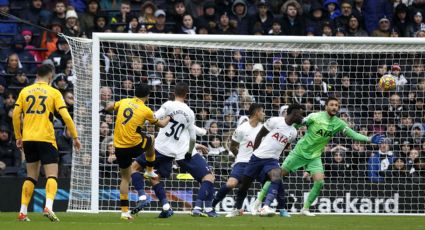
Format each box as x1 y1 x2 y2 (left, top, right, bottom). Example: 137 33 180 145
253 117 297 160
154 101 196 160
231 121 263 163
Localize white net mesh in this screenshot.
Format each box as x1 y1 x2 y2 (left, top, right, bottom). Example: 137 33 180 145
67 35 425 214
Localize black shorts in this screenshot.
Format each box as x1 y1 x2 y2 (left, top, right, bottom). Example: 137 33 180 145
115 136 152 169
23 141 59 165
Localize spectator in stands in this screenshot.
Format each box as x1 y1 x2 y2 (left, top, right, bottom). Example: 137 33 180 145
281 0 305 35
79 0 101 37
324 60 342 91
283 65 302 102
99 86 112 108
413 98 424 122
300 58 314 85
387 93 405 123
386 122 401 146
48 37 71 68
111 0 131 32
334 1 353 29
368 109 386 134
411 123 424 146
62 90 74 118
372 16 391 37
229 0 249 35
99 121 110 144
40 20 63 59
55 127 73 177
170 0 187 32
217 12 237 34
321 21 334 36
346 14 368 37
306 1 326 36
138 1 156 30
7 35 36 73
0 124 20 176
249 0 273 35
393 4 409 37
52 73 73 94
8 71 29 94
265 56 283 88
20 0 51 31
64 9 82 37
197 2 217 34
325 144 351 179
21 30 43 63
207 135 227 156
150 9 172 33
86 13 109 38
405 10 424 37
49 0 67 27
407 147 420 169
246 63 266 102
399 111 414 139
408 60 425 85
386 157 409 183
363 1 393 34
268 18 283 35
1 53 22 84
390 63 408 92
0 0 19 46
126 15 141 33
336 75 358 106
177 14 196 34
368 139 395 183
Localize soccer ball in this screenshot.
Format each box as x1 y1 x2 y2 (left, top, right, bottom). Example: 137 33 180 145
378 74 396 91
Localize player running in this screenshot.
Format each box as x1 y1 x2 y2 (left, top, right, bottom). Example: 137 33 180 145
130 82 218 218
252 97 385 216
13 65 81 222
226 104 305 217
103 84 170 220
211 104 264 208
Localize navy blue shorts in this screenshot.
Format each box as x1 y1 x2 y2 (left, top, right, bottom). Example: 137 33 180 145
243 155 280 180
176 154 211 183
135 150 174 178
229 162 248 182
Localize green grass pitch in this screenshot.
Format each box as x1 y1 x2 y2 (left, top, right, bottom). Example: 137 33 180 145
0 213 424 230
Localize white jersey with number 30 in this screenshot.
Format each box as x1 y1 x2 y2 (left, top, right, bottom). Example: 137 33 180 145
231 121 262 163
154 101 196 160
253 117 297 160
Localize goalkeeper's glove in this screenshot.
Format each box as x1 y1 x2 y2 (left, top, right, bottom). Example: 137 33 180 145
370 134 385 144
185 152 192 161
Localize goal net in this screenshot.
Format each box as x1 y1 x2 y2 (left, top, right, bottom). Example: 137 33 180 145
66 34 425 214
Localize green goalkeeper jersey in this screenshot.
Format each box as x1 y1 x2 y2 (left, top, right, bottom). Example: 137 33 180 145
293 111 369 159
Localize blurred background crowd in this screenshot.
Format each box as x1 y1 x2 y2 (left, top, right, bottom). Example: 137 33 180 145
0 0 424 185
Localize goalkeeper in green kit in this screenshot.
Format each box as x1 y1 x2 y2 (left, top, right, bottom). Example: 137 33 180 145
252 97 385 216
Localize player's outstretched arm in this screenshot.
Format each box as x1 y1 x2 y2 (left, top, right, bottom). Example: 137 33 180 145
229 140 239 156
343 127 384 144
100 101 115 113
154 115 171 128
253 127 270 150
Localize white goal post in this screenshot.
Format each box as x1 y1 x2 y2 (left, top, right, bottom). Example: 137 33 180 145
65 33 425 214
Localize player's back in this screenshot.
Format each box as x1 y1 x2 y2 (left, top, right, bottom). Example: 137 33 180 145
253 117 297 160
16 82 65 146
232 121 263 163
155 101 195 159
113 98 156 148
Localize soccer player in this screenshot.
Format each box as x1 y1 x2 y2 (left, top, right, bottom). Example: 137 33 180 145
130 82 217 217
13 65 81 222
103 84 171 220
253 97 385 216
226 104 305 217
211 104 264 208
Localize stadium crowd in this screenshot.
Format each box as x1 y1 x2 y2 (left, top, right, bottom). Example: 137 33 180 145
0 0 424 185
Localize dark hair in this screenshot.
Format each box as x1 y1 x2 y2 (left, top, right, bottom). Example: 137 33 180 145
287 104 304 115
135 84 151 98
36 64 53 78
175 82 189 98
325 96 339 105
248 103 263 117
